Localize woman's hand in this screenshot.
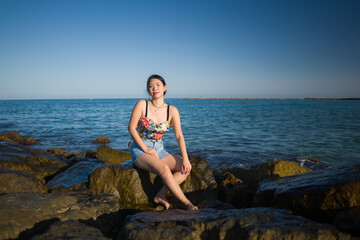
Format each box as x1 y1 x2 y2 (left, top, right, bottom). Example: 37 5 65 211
145 147 159 158
181 159 192 175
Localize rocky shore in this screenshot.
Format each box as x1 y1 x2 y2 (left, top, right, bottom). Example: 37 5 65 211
0 131 359 239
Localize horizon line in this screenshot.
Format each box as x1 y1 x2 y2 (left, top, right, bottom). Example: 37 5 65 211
1 97 360 101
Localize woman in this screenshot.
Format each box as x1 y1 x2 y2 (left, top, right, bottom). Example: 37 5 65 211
128 74 198 211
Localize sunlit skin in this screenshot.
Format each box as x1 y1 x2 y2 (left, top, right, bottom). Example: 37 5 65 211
128 78 198 211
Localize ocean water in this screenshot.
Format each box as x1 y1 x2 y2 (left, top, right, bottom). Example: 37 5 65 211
1 99 359 170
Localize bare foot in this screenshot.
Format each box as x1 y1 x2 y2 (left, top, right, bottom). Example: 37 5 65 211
185 203 198 211
154 196 172 210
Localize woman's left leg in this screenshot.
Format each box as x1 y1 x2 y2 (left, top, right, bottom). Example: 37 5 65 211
154 154 190 207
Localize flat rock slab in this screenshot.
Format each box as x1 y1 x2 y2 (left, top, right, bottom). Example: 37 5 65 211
31 220 110 240
254 163 360 222
0 193 119 239
118 208 354 240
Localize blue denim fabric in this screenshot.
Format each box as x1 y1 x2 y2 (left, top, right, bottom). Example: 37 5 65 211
130 138 170 162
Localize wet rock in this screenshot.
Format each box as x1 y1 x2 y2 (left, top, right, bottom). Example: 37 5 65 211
0 130 38 145
48 159 105 193
118 208 354 240
0 141 71 181
254 163 360 223
0 192 119 239
89 156 216 209
92 136 111 144
0 167 48 193
74 150 97 159
31 220 110 240
96 145 131 164
215 172 252 208
47 147 66 155
225 160 312 188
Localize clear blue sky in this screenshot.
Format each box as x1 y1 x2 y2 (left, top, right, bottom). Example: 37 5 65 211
0 0 359 99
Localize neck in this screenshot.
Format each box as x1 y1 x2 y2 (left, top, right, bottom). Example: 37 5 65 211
151 97 164 106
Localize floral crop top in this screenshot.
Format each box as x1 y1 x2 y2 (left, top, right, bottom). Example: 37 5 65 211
137 101 171 140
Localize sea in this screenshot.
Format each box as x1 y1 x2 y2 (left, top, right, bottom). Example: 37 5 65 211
1 98 359 170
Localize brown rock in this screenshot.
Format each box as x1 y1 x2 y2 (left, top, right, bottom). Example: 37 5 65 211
118 208 354 240
0 193 120 239
254 163 360 224
215 172 252 208
0 131 38 145
225 160 312 188
47 147 66 155
88 155 216 210
31 220 110 240
92 136 111 144
333 207 360 237
95 145 131 164
0 167 48 193
0 141 70 181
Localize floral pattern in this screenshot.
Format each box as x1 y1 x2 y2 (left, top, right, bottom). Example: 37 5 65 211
138 117 170 140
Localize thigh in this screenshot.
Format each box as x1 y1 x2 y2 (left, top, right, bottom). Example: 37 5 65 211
161 153 183 172
134 153 165 175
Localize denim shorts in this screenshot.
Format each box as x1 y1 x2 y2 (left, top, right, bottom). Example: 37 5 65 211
130 138 170 162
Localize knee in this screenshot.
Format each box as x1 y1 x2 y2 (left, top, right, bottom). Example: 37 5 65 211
158 164 172 179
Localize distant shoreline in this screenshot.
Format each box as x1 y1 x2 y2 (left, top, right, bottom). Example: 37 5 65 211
184 97 360 100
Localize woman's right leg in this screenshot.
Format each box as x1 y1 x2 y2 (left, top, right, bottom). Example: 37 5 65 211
134 153 194 209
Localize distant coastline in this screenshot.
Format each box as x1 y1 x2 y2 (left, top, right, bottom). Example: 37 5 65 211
184 97 360 100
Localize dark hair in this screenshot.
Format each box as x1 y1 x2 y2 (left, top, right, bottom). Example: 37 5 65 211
147 74 167 95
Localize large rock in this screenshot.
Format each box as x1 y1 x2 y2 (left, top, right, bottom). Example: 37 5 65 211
215 172 252 208
0 167 48 193
92 136 111 144
118 208 354 240
48 159 105 193
0 131 38 145
88 156 216 209
225 160 312 188
0 141 70 181
31 220 110 240
96 145 131 164
333 207 360 237
254 163 360 223
0 192 120 239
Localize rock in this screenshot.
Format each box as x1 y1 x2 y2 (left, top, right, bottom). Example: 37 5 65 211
92 136 111 144
333 207 360 237
0 130 38 145
118 208 354 240
89 156 216 209
225 160 312 188
48 159 105 193
180 155 217 192
0 141 70 181
31 220 110 240
47 147 66 155
0 192 120 239
254 163 360 224
0 167 48 193
73 150 97 160
96 145 131 164
215 172 252 208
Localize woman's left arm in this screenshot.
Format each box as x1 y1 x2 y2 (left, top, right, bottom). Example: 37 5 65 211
171 106 192 175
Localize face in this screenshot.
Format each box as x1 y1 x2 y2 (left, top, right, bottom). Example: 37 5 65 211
148 78 167 98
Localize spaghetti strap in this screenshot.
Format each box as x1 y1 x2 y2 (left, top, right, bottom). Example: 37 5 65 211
145 101 148 118
167 104 170 121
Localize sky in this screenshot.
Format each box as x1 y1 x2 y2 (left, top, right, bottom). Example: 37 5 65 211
0 0 359 99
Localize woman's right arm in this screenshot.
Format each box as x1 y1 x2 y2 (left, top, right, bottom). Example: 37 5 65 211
128 100 158 157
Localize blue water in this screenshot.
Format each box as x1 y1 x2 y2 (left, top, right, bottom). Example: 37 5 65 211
1 99 359 170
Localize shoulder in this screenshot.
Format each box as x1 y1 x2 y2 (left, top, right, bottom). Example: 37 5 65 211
132 100 147 113
134 99 147 108
168 104 180 117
